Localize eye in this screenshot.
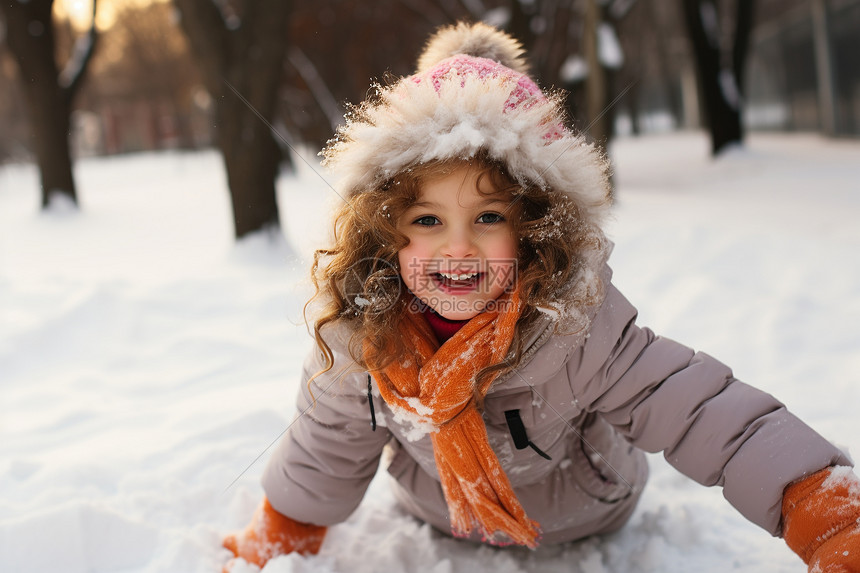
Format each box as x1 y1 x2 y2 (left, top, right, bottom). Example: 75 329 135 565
413 215 439 226
477 212 506 224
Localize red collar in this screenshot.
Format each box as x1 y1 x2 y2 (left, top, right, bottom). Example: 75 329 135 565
422 307 468 343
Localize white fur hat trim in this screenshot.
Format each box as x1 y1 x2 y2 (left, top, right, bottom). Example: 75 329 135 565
321 23 612 226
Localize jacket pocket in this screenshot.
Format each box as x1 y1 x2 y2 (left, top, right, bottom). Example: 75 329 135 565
567 413 643 503
384 439 451 526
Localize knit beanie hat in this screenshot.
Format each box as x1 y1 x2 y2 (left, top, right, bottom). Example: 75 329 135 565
320 21 612 229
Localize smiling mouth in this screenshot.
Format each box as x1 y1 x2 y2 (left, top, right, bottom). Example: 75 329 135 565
432 271 484 293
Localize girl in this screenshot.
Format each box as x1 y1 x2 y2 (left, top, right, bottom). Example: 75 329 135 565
222 22 859 572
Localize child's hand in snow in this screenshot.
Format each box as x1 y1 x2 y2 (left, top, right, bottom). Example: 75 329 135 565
782 466 860 572
221 497 326 572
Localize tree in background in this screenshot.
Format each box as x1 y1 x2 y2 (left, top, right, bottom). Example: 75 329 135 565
615 1 692 135
0 0 98 207
0 42 31 162
174 0 293 239
683 0 756 155
507 0 635 151
82 1 202 153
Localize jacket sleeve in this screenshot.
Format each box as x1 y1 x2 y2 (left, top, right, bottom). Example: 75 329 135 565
261 332 391 526
567 283 851 535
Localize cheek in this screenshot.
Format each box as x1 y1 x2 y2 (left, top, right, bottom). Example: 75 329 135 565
490 231 518 259
397 243 423 287
397 234 432 263
490 260 517 291
488 233 518 288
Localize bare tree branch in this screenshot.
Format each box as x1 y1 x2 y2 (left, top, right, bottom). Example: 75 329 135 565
60 0 99 100
287 46 343 130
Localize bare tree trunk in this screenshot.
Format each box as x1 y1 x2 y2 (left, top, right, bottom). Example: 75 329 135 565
28 71 76 207
508 0 537 54
174 0 293 239
584 0 611 146
811 0 837 136
1 0 97 207
682 0 755 155
218 90 282 238
646 0 684 128
732 0 754 94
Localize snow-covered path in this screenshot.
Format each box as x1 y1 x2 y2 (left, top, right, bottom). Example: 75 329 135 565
1 132 858 572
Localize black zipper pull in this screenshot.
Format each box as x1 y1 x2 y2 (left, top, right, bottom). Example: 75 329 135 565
367 374 377 431
505 409 551 460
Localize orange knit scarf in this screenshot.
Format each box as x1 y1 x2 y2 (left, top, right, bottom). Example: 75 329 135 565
371 292 540 547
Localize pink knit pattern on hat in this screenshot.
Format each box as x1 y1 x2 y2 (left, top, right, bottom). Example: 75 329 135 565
417 55 544 109
413 55 564 142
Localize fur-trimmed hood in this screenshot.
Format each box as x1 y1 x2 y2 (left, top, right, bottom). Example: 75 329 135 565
320 21 612 230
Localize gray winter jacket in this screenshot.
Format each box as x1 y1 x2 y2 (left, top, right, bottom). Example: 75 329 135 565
262 274 850 543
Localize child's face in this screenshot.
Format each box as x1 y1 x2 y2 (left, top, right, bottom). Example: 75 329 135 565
396 164 518 321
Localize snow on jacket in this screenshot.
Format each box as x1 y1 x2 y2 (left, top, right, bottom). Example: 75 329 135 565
261 267 850 543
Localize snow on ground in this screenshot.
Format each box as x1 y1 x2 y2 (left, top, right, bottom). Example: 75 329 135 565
1 132 858 573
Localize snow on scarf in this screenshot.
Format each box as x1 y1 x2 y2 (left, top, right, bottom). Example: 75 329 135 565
371 291 540 547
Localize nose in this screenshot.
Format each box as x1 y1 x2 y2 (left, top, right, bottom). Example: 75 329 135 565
441 226 476 259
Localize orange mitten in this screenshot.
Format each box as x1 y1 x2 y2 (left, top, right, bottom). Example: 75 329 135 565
782 466 860 572
221 497 326 572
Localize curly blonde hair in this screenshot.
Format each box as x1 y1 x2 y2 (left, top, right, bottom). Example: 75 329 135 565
305 150 607 389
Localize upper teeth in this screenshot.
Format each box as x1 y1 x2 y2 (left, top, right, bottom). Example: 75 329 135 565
440 272 477 280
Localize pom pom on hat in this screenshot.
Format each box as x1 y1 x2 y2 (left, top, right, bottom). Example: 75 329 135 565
416 21 529 74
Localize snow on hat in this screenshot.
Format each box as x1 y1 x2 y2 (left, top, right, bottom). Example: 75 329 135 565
321 21 612 225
